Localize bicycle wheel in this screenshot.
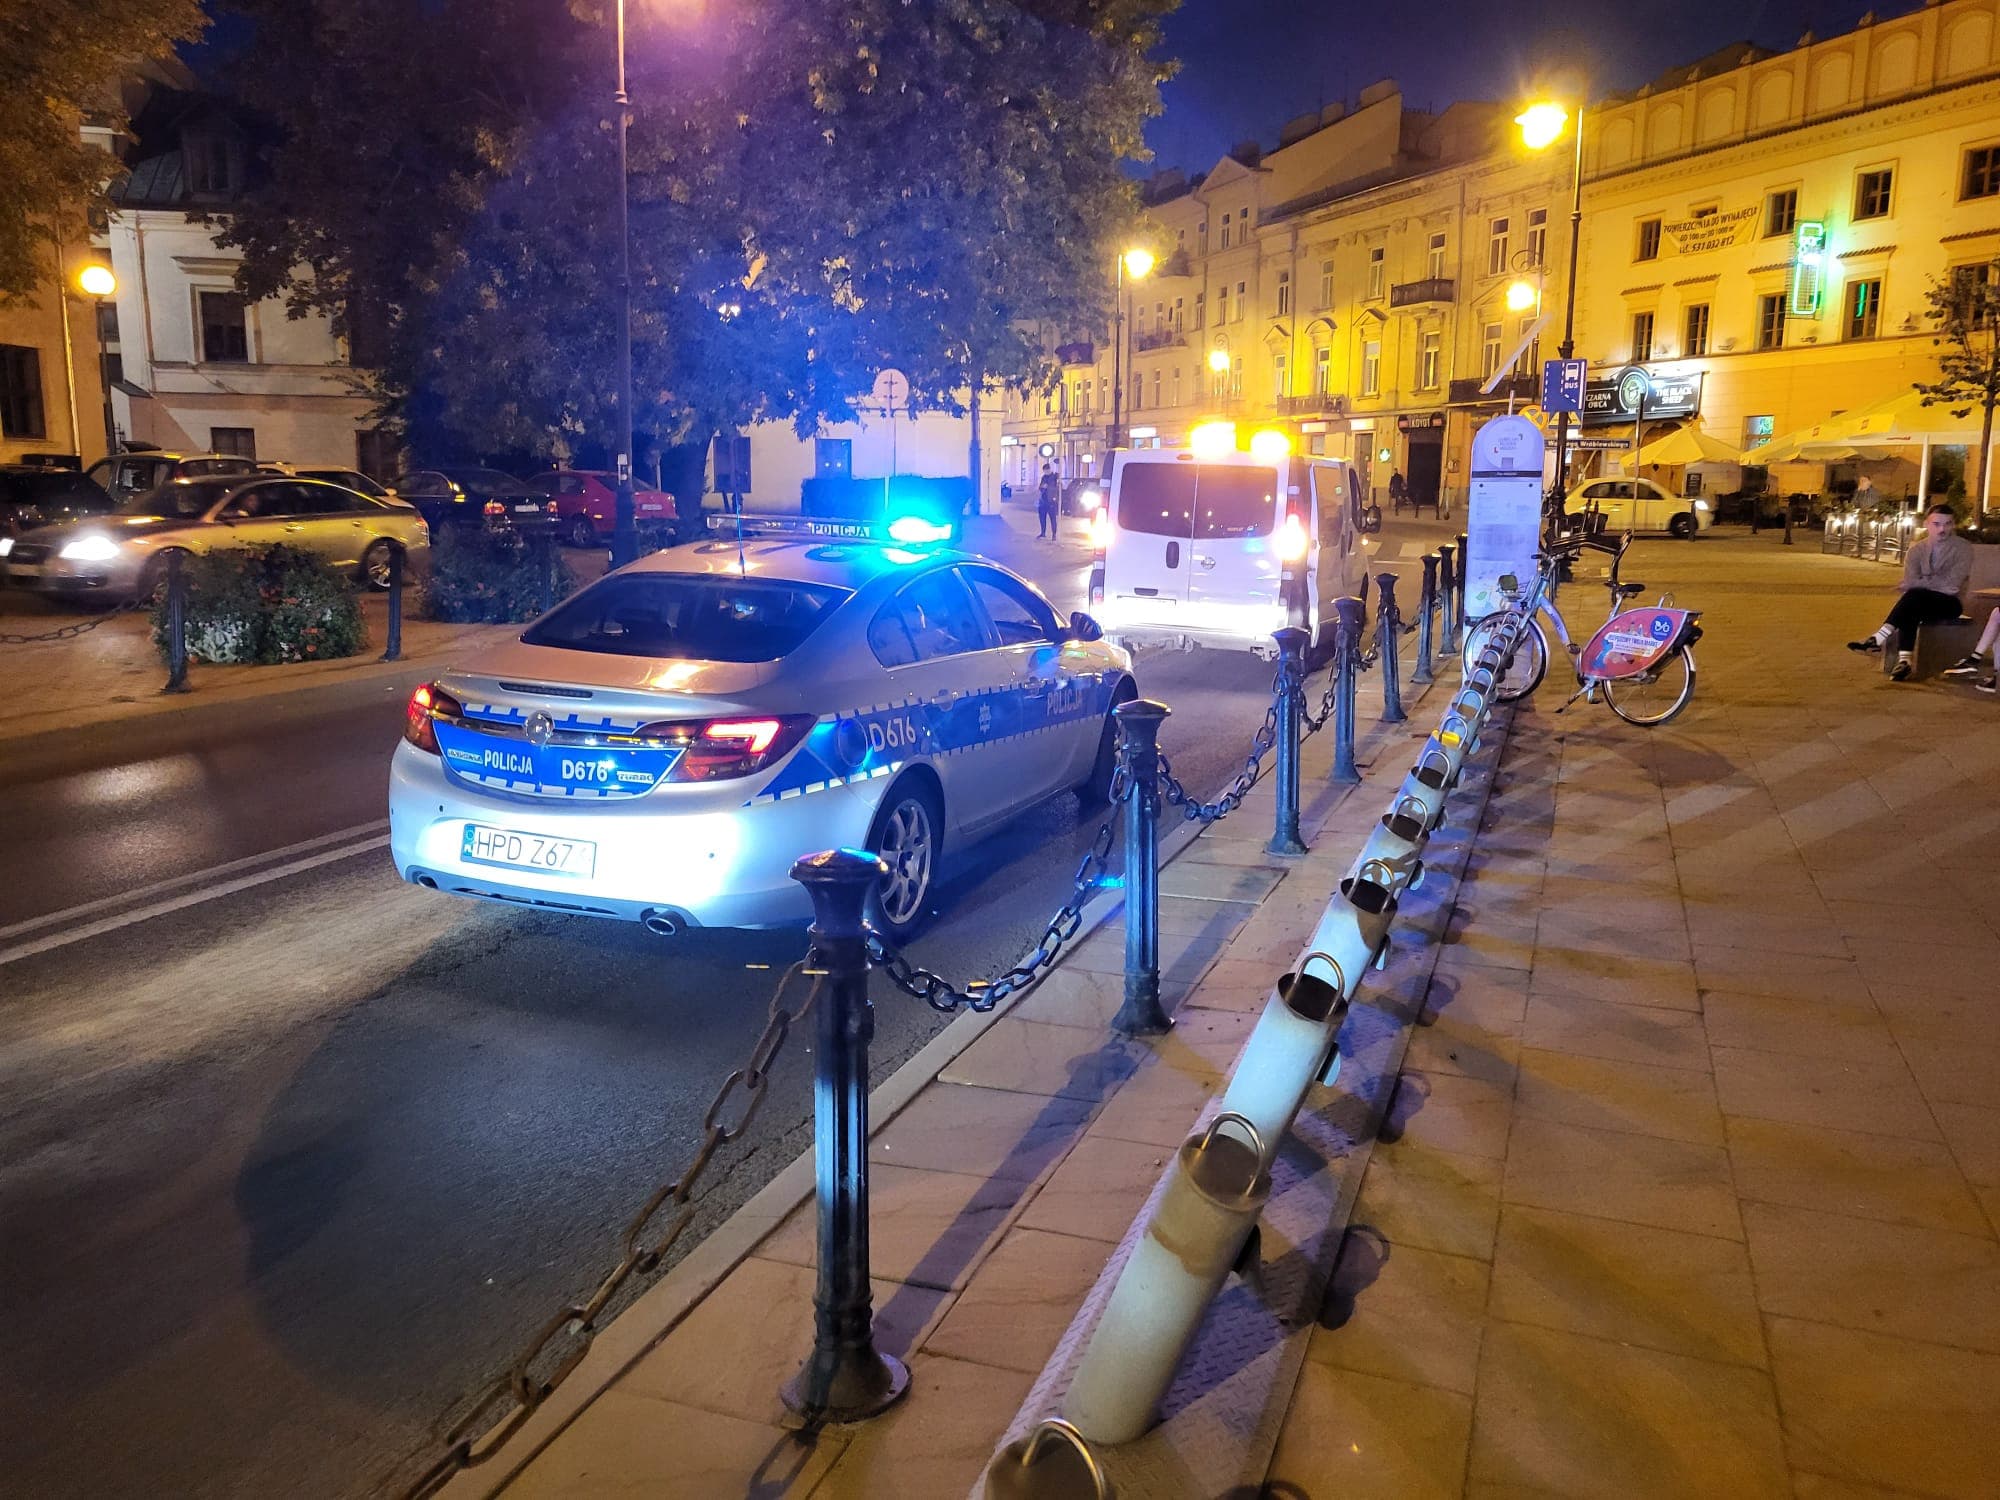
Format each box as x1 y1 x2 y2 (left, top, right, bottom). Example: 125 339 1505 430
1462 614 1547 703
1603 645 1696 726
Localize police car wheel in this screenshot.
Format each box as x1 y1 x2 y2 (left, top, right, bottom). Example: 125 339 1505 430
866 782 942 942
1079 681 1137 806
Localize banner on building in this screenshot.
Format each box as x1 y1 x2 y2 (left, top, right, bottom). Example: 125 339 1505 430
1662 206 1759 254
1580 366 1703 427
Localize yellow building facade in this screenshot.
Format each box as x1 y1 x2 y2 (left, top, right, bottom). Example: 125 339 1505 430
0 245 113 469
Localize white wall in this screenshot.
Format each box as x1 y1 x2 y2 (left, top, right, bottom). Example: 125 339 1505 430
724 395 1004 511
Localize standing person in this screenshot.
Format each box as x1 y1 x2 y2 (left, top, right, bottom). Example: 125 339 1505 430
1037 464 1059 540
1388 471 1407 512
1848 503 1973 680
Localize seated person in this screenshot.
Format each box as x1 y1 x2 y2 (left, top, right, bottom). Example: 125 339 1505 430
1847 503 1972 681
1942 606 2000 694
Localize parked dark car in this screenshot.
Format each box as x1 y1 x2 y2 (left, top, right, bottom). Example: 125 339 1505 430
0 467 115 537
392 467 560 536
1060 476 1105 517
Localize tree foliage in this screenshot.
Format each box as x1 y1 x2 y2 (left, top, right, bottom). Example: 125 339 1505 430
0 0 207 302
216 0 1172 461
1916 256 2000 516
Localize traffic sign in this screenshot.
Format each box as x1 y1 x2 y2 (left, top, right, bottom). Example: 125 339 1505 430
1541 358 1587 414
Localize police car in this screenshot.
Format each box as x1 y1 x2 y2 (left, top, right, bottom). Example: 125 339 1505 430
389 517 1137 939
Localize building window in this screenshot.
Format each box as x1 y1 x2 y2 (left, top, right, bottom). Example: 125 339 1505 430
1854 168 1894 220
1318 257 1334 307
1313 345 1331 394
0 344 46 438
1174 295 1185 329
1082 378 1093 412
199 290 250 363
1216 284 1229 323
1845 278 1882 340
1152 369 1162 406
1276 270 1291 318
1273 353 1289 397
1418 329 1441 390
711 433 753 494
1487 216 1510 276
184 134 239 196
1211 357 1227 399
1427 232 1446 279
356 428 398 479
1963 146 2000 201
1764 188 1798 238
1198 221 1208 255
1234 281 1246 321
1757 292 1786 350
1361 340 1381 396
1367 247 1384 299
1743 414 1775 450
1631 310 1655 361
1231 356 1244 397
1129 373 1141 412
1635 218 1662 261
1481 322 1503 378
210 426 257 458
1684 302 1710 357
1526 208 1548 266
1220 218 1232 250
1172 366 1181 406
1193 292 1204 329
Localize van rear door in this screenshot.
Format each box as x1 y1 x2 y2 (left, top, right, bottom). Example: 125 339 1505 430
1104 458 1197 622
1187 463 1282 624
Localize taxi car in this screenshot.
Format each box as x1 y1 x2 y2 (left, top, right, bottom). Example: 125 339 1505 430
389 517 1137 939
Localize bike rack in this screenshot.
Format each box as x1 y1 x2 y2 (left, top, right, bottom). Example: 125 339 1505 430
1216 954 1350 1168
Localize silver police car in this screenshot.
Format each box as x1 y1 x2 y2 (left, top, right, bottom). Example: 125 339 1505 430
390 519 1136 938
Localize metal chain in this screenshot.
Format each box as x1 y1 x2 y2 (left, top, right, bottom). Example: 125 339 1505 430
1158 661 1285 823
398 962 824 1500
0 593 147 645
869 770 1127 1014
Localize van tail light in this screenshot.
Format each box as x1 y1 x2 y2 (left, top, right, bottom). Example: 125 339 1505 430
1277 510 1310 563
632 713 818 781
404 682 463 755
1088 509 1112 550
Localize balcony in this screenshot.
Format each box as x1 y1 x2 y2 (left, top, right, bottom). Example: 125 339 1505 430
1278 392 1346 417
1389 277 1456 308
1448 373 1537 405
1132 328 1186 352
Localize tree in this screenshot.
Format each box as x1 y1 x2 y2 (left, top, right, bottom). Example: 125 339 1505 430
213 0 1172 471
1916 256 2000 522
0 0 208 303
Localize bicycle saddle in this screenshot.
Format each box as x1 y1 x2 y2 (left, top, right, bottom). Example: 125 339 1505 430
1607 580 1646 598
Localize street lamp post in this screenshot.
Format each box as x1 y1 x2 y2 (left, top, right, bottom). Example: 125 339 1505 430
1110 247 1154 452
1517 100 1585 504
610 0 639 568
78 264 119 461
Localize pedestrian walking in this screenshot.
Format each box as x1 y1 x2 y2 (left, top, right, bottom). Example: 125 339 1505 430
1389 471 1407 512
1037 465 1059 539
1847 503 1973 680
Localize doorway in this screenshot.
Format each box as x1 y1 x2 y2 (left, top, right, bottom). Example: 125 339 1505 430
1406 432 1443 511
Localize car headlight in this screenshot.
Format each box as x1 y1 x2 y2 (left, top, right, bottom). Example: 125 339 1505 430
59 535 121 562
1078 489 1101 511
1694 500 1712 512
0 536 13 558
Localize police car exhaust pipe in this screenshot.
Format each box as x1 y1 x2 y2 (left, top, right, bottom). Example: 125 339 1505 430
641 909 684 938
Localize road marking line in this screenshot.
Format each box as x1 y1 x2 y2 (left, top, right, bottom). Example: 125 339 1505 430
0 836 390 969
0 820 390 942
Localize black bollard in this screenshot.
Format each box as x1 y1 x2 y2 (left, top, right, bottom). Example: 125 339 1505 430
1435 543 1459 656
1330 595 1362 784
1455 530 1470 633
1375 571 1406 724
162 549 190 695
380 545 404 663
1412 553 1438 686
782 848 910 1424
1268 628 1308 857
1111 699 1172 1037
1784 499 1796 547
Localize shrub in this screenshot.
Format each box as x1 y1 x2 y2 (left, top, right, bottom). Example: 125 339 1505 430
150 545 368 665
419 528 576 623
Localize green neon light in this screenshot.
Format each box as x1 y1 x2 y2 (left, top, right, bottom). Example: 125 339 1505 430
1789 220 1825 318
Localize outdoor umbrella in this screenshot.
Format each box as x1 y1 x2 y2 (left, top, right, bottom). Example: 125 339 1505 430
1634 426 1741 466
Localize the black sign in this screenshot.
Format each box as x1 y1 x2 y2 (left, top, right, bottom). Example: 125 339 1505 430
1397 412 1447 432
1580 365 1702 427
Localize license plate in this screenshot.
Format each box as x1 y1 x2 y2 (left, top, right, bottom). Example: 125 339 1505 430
7 564 42 578
460 824 596 878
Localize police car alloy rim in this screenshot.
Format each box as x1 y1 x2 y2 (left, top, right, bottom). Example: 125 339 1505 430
876 797 934 926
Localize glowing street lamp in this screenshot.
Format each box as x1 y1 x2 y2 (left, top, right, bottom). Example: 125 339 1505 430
78 265 116 298
1207 347 1231 373
1514 102 1567 151
1111 245 1156 450
1519 96 1586 500
1505 277 1540 313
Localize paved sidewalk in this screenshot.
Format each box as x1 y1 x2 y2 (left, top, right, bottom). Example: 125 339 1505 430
434 530 2000 1500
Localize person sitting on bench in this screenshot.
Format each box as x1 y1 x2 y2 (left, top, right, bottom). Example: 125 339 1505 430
1848 503 1972 681
1942 606 2000 694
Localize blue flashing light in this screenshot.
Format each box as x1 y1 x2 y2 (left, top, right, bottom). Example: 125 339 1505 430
887 515 953 545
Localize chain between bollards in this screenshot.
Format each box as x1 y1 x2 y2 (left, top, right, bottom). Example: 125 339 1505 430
381 544 404 663
1268 628 1308 856
161 548 190 694
1111 699 1172 1036
1330 595 1362 784
1411 553 1438 686
1375 571 1406 724
782 849 910 1424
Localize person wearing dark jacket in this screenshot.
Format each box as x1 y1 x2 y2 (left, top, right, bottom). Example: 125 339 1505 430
1036 465 1060 539
1848 503 1974 680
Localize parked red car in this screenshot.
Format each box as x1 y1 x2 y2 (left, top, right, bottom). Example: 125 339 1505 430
527 470 677 547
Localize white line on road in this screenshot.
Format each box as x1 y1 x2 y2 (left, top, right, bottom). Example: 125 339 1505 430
0 834 390 970
0 820 390 943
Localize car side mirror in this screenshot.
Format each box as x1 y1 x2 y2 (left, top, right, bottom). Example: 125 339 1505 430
1066 610 1104 643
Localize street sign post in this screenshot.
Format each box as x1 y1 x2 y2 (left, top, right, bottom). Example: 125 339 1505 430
872 368 908 514
1541 358 1587 414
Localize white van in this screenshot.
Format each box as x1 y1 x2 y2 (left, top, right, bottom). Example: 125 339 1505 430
1088 445 1370 659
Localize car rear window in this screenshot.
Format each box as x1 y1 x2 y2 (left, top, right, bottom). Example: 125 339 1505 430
521 573 851 662
1194 465 1279 539
1114 464 1196 537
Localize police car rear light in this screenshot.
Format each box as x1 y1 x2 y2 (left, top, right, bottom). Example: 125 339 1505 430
635 712 818 781
404 682 463 755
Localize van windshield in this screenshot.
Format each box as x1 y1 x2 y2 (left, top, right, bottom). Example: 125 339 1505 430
1114 464 1196 537
1193 465 1278 538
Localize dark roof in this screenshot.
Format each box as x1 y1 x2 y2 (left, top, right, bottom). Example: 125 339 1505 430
110 88 259 209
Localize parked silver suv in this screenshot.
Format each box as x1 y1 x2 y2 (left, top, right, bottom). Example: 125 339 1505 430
86 451 263 505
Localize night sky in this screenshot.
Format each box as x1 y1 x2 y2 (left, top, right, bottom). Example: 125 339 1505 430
1147 0 1884 175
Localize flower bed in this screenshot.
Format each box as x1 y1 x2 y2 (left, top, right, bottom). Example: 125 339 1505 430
150 545 368 665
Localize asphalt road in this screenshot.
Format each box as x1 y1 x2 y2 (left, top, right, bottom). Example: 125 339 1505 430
1 509 1460 1497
